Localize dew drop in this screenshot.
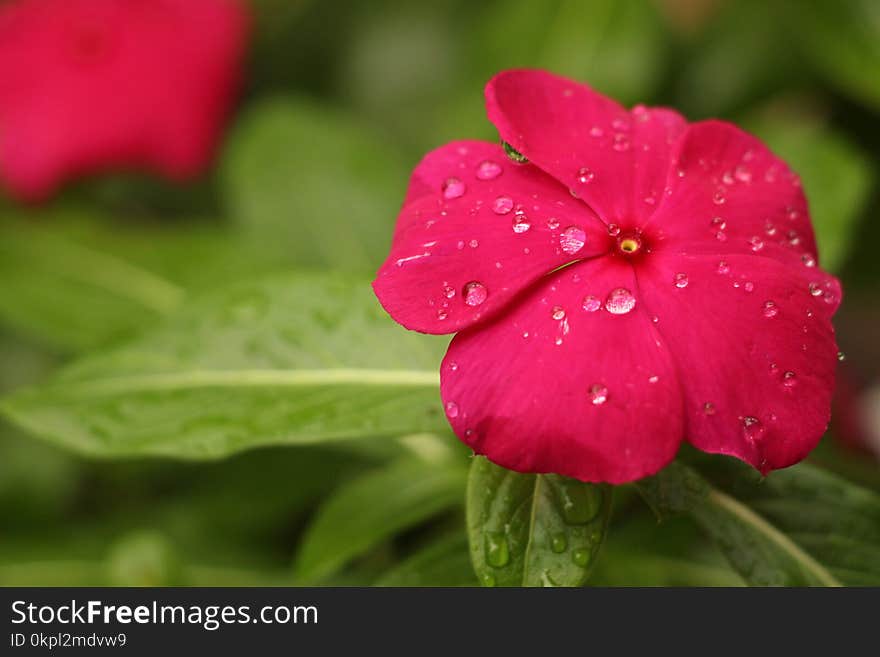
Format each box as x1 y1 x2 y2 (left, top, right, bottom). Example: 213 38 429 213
442 177 465 199
463 281 487 306
734 165 752 183
809 282 823 297
476 160 502 180
512 214 531 233
703 402 716 416
673 272 689 288
577 167 595 184
485 531 510 568
551 306 566 321
469 239 479 248
589 125 604 137
783 371 797 388
741 416 765 444
743 281 754 293
443 285 455 299
838 351 846 362
710 216 727 230
560 226 587 254
445 401 459 418
550 533 567 553
546 217 560 230
801 254 816 268
588 383 608 405
712 189 726 205
763 300 779 318
749 236 764 252
717 261 730 275
492 196 513 214
582 295 601 312
607 223 621 237
571 549 591 567
612 133 631 152
436 308 448 320
605 288 636 314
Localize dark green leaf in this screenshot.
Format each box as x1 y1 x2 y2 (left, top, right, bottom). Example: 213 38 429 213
375 532 476 587
1 273 448 458
293 458 467 583
637 460 880 586
466 456 611 587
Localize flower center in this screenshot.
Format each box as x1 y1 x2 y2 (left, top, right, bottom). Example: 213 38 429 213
617 235 642 255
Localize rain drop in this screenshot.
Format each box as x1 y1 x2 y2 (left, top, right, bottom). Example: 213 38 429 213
512 214 531 233
763 300 779 318
605 288 636 314
443 285 456 299
577 167 595 184
749 236 764 252
485 531 510 568
551 306 566 320
436 309 448 320
571 549 591 567
560 226 587 254
673 272 689 288
783 371 797 388
463 281 487 306
582 295 601 312
476 160 502 180
717 261 730 275
802 254 816 268
607 223 621 237
442 177 466 199
546 217 560 230
550 533 567 553
712 189 726 205
492 196 513 214
741 416 765 444
445 401 459 418
588 383 608 405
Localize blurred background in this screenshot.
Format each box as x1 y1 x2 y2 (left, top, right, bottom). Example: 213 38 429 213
0 0 878 586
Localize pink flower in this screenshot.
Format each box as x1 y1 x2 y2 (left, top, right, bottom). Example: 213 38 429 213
373 70 842 484
0 0 249 202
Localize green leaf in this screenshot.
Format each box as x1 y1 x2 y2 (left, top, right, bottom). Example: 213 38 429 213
637 460 880 586
785 0 880 109
293 458 467 583
1 273 448 458
466 456 612 587
222 97 407 273
746 114 872 272
474 0 668 105
375 532 476 587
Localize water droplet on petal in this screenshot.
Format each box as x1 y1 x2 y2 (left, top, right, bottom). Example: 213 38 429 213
546 217 560 230
436 308 448 320
442 177 465 199
577 167 595 184
749 236 764 252
734 165 752 183
469 239 479 248
560 226 586 254
802 254 816 268
648 375 659 384
783 371 796 388
582 295 601 312
605 288 636 314
838 351 846 362
607 223 621 237
809 282 823 297
463 281 487 306
712 189 726 205
673 272 689 288
741 416 765 444
512 214 531 233
717 261 730 275
443 285 455 299
744 281 754 292
762 300 778 318
703 402 716 416
589 125 604 137
492 196 513 214
476 160 502 180
612 133 631 152
445 401 459 418
588 383 608 405
551 306 566 320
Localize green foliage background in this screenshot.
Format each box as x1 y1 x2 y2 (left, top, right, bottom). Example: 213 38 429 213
1 0 878 586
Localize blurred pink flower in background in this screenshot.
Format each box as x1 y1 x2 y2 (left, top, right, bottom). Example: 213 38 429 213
0 0 250 202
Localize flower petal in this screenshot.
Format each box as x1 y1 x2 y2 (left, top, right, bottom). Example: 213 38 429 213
647 120 819 268
441 256 683 483
485 69 687 224
373 140 610 334
638 251 840 473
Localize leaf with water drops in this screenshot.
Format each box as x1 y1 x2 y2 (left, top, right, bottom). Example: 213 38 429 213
637 459 880 586
294 457 467 584
0 273 450 458
466 456 611 587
